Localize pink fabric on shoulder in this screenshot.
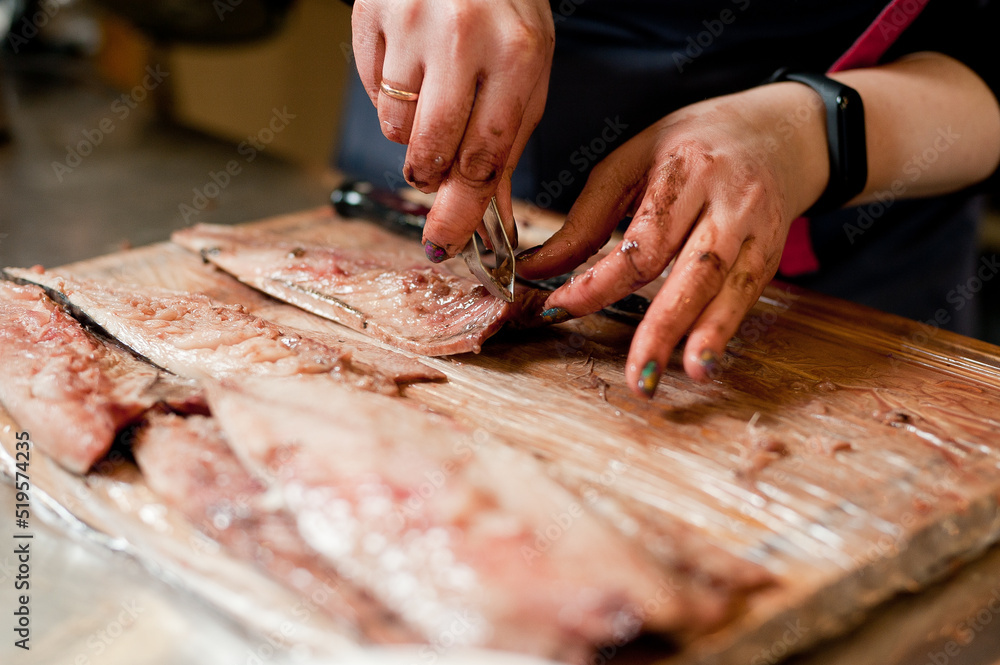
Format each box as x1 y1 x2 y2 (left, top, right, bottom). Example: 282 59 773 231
777 0 930 277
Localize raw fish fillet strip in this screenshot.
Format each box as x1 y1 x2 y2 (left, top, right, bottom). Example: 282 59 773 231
204 375 694 662
5 267 397 394
0 280 201 473
133 412 419 644
172 223 548 356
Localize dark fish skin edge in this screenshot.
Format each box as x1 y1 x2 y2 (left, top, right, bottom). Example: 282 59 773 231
2 268 178 375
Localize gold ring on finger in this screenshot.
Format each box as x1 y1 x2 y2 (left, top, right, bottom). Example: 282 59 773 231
380 81 419 102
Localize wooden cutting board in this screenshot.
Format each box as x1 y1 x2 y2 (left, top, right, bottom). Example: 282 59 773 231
18 205 1000 664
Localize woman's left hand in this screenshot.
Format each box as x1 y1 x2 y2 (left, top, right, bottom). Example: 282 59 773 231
516 82 831 397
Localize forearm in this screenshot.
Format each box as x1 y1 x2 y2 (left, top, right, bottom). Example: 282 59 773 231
834 52 1000 205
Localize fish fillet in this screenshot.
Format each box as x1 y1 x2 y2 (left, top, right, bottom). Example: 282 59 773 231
204 286 447 385
0 280 201 473
4 267 397 394
133 412 419 644
172 223 548 356
204 375 690 662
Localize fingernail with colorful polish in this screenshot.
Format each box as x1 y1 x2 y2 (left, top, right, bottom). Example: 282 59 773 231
638 360 661 398
424 241 448 263
516 244 543 261
540 307 572 325
699 349 721 378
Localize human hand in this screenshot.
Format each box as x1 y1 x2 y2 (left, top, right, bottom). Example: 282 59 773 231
351 0 555 260
517 82 831 397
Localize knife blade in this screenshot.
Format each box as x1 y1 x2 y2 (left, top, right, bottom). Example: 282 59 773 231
461 196 516 302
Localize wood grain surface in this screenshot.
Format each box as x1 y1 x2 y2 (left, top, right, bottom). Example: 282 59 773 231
7 205 1000 664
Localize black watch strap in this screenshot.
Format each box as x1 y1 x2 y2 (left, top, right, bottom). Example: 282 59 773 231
768 68 868 218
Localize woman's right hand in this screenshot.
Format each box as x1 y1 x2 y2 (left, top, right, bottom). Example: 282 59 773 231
352 0 555 261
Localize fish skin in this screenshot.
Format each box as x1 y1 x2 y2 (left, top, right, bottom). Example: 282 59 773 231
172 224 549 357
203 375 688 661
0 280 202 473
5 267 398 395
133 412 419 644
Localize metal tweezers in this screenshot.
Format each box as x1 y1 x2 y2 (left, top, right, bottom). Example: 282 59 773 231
462 196 516 302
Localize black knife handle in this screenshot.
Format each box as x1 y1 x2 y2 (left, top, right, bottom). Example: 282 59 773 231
602 293 649 324
331 181 429 240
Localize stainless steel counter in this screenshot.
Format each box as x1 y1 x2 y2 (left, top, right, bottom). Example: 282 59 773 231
0 483 265 665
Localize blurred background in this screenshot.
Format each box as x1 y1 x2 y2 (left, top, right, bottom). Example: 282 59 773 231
0 0 350 265
0 0 999 343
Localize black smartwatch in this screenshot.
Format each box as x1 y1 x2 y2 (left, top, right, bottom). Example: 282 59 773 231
768 68 868 218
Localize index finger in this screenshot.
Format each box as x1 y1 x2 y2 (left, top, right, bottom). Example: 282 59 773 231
515 148 649 281
419 75 531 261
420 36 552 262
542 156 706 315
